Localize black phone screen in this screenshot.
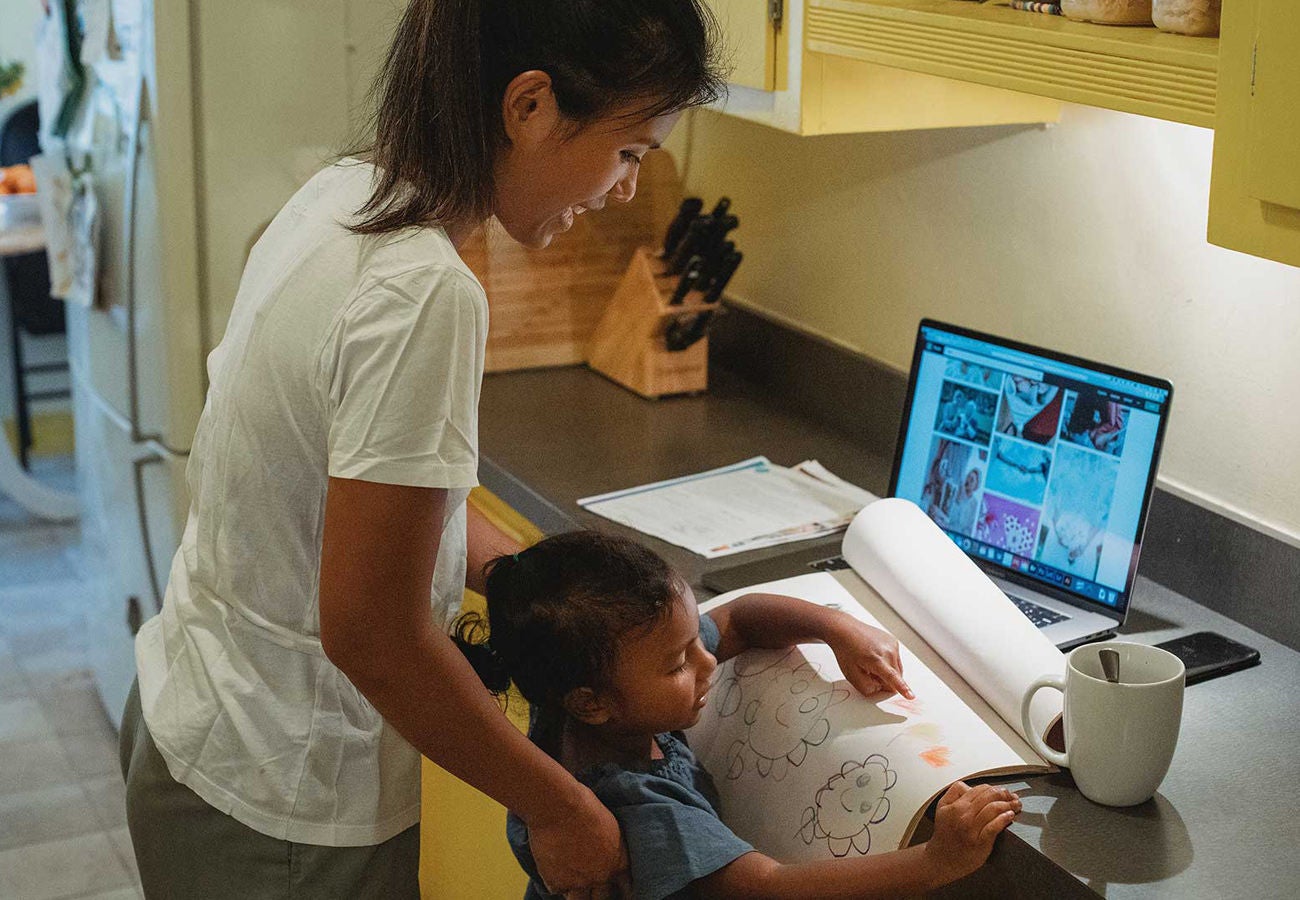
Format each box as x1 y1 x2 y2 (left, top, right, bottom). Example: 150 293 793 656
1153 631 1261 685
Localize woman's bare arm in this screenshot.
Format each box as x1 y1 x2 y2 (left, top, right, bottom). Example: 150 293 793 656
318 477 626 896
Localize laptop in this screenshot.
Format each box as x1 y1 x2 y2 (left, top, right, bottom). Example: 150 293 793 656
704 319 1174 650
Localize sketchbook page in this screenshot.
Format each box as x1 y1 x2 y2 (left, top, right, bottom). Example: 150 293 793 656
826 569 1050 771
840 498 1066 745
688 574 1046 862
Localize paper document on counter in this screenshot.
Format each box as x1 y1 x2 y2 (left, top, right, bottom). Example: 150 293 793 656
577 456 877 558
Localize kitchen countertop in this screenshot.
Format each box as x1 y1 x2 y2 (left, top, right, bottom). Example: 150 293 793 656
478 364 1300 899
0 222 45 258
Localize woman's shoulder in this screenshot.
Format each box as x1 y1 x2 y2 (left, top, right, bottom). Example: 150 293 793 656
304 159 485 302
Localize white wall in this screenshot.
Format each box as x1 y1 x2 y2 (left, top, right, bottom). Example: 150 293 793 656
666 105 1300 545
1 0 69 430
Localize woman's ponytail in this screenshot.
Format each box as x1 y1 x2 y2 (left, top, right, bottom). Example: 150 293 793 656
451 611 513 695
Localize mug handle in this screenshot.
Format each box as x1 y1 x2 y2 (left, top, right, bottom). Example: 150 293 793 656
1021 676 1069 767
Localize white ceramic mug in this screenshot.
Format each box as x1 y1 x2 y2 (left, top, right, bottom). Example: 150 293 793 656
1021 641 1185 807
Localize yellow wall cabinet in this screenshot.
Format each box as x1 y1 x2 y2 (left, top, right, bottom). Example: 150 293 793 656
708 0 784 91
803 0 1217 128
1207 0 1300 268
705 0 1062 135
711 0 1300 269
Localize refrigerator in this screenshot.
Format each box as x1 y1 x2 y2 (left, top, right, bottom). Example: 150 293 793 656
41 0 397 726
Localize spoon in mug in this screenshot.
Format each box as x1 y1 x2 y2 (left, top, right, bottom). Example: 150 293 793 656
1099 648 1121 684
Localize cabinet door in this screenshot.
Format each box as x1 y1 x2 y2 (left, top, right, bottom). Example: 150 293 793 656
1208 0 1300 267
1244 5 1300 209
707 0 780 91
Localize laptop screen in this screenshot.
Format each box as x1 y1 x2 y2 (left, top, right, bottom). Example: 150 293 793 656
889 320 1173 616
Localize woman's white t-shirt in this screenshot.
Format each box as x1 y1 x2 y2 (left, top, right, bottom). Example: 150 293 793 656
134 161 488 847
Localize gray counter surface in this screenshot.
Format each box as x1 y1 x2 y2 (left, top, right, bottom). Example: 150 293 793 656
478 365 1300 899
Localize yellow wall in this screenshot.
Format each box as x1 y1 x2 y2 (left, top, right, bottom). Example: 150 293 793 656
665 106 1300 546
418 488 543 898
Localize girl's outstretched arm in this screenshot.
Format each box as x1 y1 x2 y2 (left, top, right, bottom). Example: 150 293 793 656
707 593 913 699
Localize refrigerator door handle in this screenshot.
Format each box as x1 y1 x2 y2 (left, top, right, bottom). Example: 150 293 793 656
132 452 166 613
123 74 189 457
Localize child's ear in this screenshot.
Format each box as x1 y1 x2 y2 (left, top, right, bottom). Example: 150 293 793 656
563 687 613 725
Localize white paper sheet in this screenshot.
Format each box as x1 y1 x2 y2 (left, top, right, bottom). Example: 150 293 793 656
840 498 1066 746
688 573 1049 860
29 152 77 301
577 457 873 558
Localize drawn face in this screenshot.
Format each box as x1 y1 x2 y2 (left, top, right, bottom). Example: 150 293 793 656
747 666 843 761
801 754 897 857
602 585 717 736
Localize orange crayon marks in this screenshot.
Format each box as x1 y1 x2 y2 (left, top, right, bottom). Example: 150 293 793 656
919 746 951 768
889 697 925 716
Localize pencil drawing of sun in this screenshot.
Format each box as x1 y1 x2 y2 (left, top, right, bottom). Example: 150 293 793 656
717 648 851 781
799 754 898 857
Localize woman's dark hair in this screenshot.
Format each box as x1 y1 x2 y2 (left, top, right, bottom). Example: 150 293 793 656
349 0 726 235
453 531 679 711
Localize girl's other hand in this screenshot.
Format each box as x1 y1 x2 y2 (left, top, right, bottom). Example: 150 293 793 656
827 618 914 700
923 781 1021 884
528 786 631 898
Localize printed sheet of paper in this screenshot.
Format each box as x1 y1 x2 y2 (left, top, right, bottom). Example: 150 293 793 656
577 457 873 558
688 573 1047 861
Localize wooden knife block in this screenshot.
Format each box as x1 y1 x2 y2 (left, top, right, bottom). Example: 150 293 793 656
586 246 712 399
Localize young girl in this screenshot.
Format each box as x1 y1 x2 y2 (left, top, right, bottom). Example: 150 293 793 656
456 532 1022 899
119 3 723 897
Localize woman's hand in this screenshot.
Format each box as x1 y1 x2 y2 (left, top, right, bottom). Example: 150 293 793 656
922 782 1020 885
527 785 631 899
826 616 914 700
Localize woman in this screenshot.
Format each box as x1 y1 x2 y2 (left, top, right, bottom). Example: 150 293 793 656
118 2 724 897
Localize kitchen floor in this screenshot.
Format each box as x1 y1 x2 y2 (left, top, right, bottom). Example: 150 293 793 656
0 455 145 900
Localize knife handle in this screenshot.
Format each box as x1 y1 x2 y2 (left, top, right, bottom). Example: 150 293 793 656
666 218 711 275
665 311 712 352
708 196 731 219
701 239 734 277
661 197 703 259
701 250 742 304
669 256 705 305
675 311 715 351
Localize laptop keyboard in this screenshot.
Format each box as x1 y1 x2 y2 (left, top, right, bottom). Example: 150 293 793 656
807 555 1070 629
1009 595 1069 628
808 555 851 572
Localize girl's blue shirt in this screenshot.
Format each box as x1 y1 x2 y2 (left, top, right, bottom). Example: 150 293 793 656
506 613 753 900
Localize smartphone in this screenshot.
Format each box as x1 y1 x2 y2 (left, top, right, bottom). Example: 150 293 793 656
1153 631 1260 685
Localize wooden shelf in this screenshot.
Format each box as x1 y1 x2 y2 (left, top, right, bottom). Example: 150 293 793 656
806 0 1219 128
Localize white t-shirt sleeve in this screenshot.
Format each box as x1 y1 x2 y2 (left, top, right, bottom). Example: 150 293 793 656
325 264 486 488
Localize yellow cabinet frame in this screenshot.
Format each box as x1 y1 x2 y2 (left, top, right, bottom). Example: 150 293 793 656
1208 0 1300 268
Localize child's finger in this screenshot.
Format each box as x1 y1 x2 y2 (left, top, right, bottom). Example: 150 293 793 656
845 669 884 697
957 784 1001 813
973 799 1019 832
979 809 1018 842
940 781 970 805
885 665 915 700
859 660 911 700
